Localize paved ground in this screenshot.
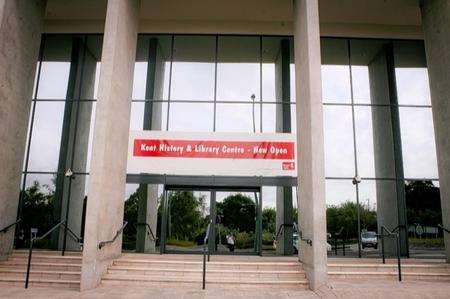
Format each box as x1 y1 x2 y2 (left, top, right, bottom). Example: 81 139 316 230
2 280 450 299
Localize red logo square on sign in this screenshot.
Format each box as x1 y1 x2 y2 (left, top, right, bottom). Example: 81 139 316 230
282 162 295 170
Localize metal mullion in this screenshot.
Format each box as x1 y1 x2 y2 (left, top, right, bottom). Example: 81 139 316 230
165 35 175 131
259 36 263 133
347 39 362 258
213 35 218 132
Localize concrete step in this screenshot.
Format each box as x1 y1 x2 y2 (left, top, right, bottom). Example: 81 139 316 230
113 259 302 271
0 261 81 272
0 268 80 280
328 271 450 282
0 250 82 290
0 276 80 289
8 255 82 264
107 267 305 280
328 263 450 274
12 250 82 257
102 274 309 289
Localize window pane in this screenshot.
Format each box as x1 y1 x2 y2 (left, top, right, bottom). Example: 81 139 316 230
171 36 215 101
262 103 276 133
323 106 355 177
399 107 438 179
27 102 65 172
262 103 294 134
394 40 430 106
261 37 293 103
354 106 395 179
321 38 351 103
19 174 57 247
395 68 431 106
216 103 260 133
405 180 442 250
217 36 260 102
358 180 397 236
169 102 213 132
132 62 148 100
130 102 145 131
350 39 390 104
37 36 72 100
73 102 96 173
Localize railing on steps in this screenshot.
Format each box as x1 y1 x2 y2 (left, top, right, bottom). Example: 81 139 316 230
274 223 294 245
0 219 21 234
98 221 128 249
438 224 450 234
331 227 346 256
25 220 83 288
136 222 157 242
378 225 402 282
202 219 212 290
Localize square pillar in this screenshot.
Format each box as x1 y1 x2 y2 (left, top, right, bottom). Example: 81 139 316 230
275 39 294 255
80 0 140 290
293 0 328 290
0 0 45 260
421 0 450 262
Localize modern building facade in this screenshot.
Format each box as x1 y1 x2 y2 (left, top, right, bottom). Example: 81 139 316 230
0 0 449 291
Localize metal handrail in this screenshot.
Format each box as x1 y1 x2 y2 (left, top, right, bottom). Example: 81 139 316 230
275 223 294 241
202 219 212 290
0 219 21 234
438 224 450 234
378 225 402 282
292 222 312 246
61 222 83 245
25 220 81 288
136 222 157 242
331 227 346 256
98 221 128 249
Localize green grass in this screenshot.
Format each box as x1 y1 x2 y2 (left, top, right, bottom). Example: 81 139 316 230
166 238 196 247
409 237 444 248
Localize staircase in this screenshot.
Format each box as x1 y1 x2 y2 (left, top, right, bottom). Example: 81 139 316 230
328 258 450 282
0 250 81 289
102 254 308 289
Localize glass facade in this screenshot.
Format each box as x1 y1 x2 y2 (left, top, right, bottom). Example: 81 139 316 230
322 38 441 257
18 34 442 256
19 34 102 249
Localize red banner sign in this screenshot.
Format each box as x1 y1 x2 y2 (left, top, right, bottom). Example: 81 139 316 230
133 139 295 160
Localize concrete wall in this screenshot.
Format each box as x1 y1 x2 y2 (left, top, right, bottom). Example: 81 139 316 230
0 0 46 260
80 0 139 290
421 0 450 262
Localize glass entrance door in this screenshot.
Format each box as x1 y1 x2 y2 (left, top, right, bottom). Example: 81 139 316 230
160 186 262 255
160 187 212 253
213 189 261 255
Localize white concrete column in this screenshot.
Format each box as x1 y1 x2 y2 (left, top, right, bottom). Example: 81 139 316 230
421 0 450 262
293 0 328 290
80 0 139 290
0 0 46 260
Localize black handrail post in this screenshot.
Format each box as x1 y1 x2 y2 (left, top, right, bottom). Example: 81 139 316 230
334 237 338 255
202 244 207 290
381 234 385 264
396 233 402 281
25 239 34 288
342 238 345 256
62 221 67 256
